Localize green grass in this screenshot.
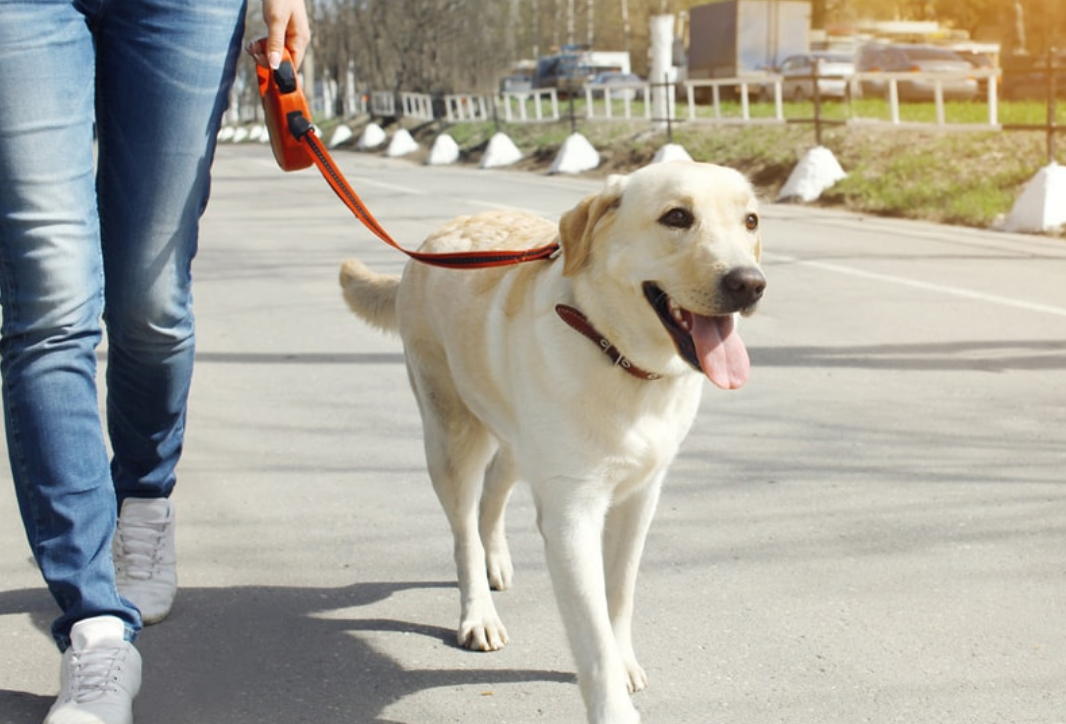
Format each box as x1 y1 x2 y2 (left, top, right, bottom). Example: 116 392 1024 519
819 128 1046 228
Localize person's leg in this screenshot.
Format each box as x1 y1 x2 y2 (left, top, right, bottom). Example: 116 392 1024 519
94 0 246 503
97 0 246 628
0 0 141 649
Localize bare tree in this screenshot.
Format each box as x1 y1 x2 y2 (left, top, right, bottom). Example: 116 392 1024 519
320 0 513 96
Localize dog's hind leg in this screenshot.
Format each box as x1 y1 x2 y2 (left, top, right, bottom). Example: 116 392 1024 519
480 447 517 591
419 397 509 652
604 477 664 694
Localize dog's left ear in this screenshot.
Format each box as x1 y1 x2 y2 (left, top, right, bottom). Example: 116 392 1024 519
558 175 626 276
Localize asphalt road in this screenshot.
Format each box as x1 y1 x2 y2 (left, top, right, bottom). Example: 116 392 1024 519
2 142 1065 724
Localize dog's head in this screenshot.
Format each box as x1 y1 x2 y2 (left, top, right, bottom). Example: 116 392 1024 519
558 161 765 389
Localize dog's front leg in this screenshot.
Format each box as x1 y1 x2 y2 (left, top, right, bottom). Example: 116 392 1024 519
536 487 641 724
604 477 664 694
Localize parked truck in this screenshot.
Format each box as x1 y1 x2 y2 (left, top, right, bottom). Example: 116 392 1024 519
686 0 811 96
531 45 632 96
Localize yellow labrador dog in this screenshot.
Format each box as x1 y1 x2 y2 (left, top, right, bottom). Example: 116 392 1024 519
339 161 765 724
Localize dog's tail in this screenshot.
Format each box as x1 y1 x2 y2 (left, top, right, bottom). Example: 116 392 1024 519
339 258 400 332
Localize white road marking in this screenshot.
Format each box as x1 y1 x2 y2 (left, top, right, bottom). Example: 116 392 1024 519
769 253 1066 318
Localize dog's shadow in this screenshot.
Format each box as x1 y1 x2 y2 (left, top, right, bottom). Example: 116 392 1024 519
0 581 575 724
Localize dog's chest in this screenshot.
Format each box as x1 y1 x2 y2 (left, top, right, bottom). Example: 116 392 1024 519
527 376 703 489
608 392 699 463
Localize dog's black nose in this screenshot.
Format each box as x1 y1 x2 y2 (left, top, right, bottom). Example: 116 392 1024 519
721 266 766 309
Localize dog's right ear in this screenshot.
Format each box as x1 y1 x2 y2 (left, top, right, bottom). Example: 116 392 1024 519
558 175 626 277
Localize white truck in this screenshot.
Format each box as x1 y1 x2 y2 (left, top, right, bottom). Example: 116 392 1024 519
686 0 811 89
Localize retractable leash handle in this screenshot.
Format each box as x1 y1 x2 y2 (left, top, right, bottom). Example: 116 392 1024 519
256 51 314 171
257 51 560 269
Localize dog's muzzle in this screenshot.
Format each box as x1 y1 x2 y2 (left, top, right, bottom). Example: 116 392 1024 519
642 267 765 390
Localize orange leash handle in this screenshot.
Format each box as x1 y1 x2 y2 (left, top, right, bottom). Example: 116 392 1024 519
256 52 314 172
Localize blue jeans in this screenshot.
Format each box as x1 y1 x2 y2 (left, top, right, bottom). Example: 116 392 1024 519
0 0 245 649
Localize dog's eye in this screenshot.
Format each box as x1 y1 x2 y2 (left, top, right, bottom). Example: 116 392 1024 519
658 208 694 229
745 212 759 231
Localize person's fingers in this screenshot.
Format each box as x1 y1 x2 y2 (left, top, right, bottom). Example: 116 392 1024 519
263 0 311 68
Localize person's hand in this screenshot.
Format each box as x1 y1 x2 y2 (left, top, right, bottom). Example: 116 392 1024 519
246 0 311 69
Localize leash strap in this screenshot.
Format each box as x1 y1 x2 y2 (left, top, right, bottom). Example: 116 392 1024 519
294 118 561 269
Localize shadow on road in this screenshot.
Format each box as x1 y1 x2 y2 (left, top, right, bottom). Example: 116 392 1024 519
0 580 575 724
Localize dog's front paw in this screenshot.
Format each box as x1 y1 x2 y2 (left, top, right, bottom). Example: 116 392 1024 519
458 603 509 651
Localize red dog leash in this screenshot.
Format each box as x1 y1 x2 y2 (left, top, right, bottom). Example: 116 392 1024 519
257 53 560 270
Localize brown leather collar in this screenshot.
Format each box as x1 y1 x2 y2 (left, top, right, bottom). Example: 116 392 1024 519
555 304 661 380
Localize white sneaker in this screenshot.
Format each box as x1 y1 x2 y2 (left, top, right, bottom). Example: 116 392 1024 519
112 498 176 625
45 616 142 724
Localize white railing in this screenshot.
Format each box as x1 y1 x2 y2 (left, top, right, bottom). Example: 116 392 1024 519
680 77 783 124
846 69 1000 126
400 92 434 121
583 82 653 120
498 88 560 122
358 68 1002 129
443 94 490 122
698 68 1002 128
369 91 395 118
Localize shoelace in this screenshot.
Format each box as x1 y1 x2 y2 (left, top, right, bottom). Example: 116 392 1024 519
115 518 167 580
68 646 131 703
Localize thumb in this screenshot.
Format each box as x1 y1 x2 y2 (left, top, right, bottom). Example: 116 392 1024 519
265 32 285 70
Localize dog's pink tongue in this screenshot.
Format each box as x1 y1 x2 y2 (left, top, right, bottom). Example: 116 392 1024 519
692 314 750 390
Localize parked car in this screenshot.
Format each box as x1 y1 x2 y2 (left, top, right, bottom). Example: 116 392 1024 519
854 44 978 101
588 71 645 101
954 49 995 95
532 53 594 96
762 52 854 102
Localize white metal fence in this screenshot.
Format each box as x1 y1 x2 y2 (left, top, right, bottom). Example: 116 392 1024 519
497 89 561 122
400 92 434 121
360 67 1004 131
443 94 491 122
